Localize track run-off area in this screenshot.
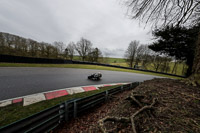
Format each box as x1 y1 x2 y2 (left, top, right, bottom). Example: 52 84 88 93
0 67 162 100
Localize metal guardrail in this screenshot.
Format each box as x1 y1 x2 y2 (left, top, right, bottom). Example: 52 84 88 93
0 82 140 133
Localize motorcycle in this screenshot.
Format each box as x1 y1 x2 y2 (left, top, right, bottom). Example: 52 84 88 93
88 72 102 80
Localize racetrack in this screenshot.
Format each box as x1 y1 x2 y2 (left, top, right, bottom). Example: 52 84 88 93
0 67 161 100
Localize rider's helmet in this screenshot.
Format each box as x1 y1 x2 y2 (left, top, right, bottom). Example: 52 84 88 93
98 72 102 77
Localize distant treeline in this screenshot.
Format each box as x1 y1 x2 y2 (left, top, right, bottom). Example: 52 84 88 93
0 32 188 76
0 32 103 62
0 32 63 59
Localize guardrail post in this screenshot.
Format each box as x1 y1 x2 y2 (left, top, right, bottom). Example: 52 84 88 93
105 90 108 101
131 82 140 89
65 101 69 121
130 83 133 89
59 104 65 123
73 100 77 118
121 85 123 91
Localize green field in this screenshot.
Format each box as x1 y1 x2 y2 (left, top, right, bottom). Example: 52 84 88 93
102 57 126 63
73 55 81 61
111 62 186 76
73 56 186 76
73 56 126 63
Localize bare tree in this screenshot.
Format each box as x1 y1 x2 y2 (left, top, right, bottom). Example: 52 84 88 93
125 0 200 26
152 55 164 72
135 44 146 66
53 41 65 56
20 38 28 56
65 42 75 60
124 0 200 85
45 44 51 58
0 33 6 54
160 57 171 73
151 54 171 73
75 38 92 61
181 61 188 75
28 39 39 57
141 45 153 69
88 47 103 62
124 41 139 68
0 32 67 59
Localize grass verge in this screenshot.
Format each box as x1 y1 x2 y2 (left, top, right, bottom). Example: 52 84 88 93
0 85 119 128
111 62 187 76
0 63 181 79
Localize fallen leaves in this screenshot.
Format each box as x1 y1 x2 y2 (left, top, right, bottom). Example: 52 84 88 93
54 78 200 133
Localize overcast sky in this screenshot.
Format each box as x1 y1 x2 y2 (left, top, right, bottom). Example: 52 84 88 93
0 0 153 58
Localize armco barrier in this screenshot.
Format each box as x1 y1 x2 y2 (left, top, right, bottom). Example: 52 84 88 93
0 54 72 64
0 82 139 133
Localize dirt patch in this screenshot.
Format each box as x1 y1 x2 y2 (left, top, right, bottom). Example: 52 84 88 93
54 78 200 133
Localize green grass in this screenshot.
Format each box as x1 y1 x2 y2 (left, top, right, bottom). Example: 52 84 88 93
0 85 119 128
102 57 126 63
110 62 128 67
111 62 186 76
0 63 181 79
73 56 126 64
72 55 81 61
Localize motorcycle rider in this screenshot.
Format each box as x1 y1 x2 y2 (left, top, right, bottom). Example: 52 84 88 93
89 72 102 80
94 72 102 78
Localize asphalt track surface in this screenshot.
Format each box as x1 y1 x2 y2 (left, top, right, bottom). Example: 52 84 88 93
0 67 161 100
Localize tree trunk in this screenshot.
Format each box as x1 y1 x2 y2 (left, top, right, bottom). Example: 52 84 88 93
155 64 160 72
171 59 177 74
130 56 134 68
182 62 186 76
189 32 200 86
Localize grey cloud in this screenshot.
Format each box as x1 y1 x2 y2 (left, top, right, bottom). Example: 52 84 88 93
0 0 152 58
102 48 125 58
